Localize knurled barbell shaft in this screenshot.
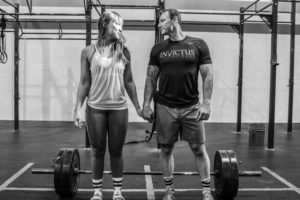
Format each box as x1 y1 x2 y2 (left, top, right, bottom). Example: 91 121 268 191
32 168 261 176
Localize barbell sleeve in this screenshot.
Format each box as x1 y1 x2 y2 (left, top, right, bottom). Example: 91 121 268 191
238 171 262 176
32 168 54 174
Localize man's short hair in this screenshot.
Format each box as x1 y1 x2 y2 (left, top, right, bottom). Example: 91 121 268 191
163 9 182 25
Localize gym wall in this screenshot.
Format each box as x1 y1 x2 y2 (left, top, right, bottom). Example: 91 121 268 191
0 5 299 123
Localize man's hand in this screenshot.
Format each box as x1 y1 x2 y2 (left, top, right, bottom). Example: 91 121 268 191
142 106 154 123
196 102 211 121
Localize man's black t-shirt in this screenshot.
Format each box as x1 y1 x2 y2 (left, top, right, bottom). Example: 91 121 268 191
148 36 212 108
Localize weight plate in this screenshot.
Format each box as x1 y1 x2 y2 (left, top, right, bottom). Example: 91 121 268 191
54 148 66 197
214 150 233 200
227 150 239 199
54 148 80 197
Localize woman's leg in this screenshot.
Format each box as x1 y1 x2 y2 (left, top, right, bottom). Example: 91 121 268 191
86 106 108 199
107 109 128 199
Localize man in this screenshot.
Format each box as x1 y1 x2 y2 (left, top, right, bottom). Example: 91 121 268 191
142 9 214 200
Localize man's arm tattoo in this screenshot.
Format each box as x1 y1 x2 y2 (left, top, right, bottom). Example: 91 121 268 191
147 65 159 91
144 65 159 106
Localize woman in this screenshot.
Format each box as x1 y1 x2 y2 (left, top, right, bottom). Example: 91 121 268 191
73 11 142 200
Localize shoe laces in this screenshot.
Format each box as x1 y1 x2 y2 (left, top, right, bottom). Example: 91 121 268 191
166 188 175 194
114 189 125 198
114 190 121 196
202 190 212 200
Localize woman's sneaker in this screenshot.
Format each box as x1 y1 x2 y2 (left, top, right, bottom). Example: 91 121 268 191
90 191 103 200
163 188 175 200
113 190 125 200
202 190 214 200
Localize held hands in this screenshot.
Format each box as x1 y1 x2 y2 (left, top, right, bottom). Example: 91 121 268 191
136 107 143 118
196 102 211 121
135 105 154 123
141 105 154 123
73 110 86 128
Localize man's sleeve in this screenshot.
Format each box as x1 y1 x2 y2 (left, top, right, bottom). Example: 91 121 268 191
148 46 159 66
198 39 212 65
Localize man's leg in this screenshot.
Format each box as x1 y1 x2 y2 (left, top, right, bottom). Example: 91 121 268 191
156 103 179 200
189 143 213 200
160 145 176 200
160 145 175 187
180 103 214 199
189 143 210 179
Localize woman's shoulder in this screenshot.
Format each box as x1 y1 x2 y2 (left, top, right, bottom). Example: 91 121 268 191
81 44 96 61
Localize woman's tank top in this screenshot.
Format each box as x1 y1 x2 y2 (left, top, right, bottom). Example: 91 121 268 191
87 44 127 110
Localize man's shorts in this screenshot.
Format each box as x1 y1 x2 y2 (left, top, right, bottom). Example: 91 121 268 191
156 102 205 146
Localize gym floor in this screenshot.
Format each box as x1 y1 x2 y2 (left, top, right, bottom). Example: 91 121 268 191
0 121 299 200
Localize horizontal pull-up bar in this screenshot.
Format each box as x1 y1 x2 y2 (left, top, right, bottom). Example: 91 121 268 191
9 19 155 23
279 0 300 2
19 37 101 40
1 13 86 16
179 11 272 16
180 11 240 15
93 4 157 9
247 20 291 24
5 18 281 31
18 19 85 23
8 19 241 27
247 10 291 14
21 32 98 35
20 37 87 40
183 21 240 26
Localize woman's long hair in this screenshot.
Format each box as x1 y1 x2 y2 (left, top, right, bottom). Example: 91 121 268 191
97 11 128 63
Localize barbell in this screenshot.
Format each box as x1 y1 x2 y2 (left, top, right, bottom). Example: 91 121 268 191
31 148 261 199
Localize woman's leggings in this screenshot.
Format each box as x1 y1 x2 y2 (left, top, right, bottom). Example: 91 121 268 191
86 105 128 179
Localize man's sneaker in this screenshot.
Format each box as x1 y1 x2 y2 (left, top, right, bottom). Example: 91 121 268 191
163 188 175 200
90 192 103 200
202 189 214 200
113 190 125 200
